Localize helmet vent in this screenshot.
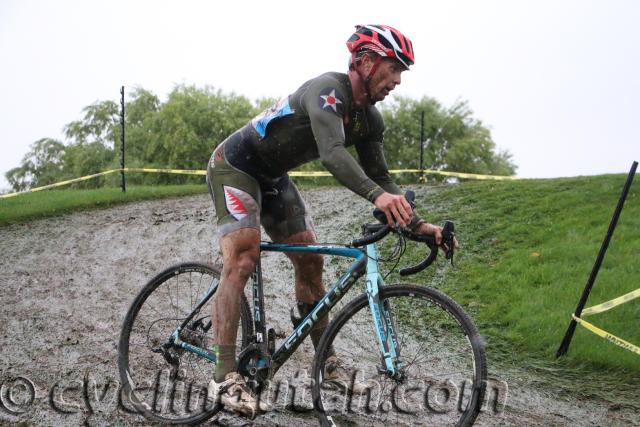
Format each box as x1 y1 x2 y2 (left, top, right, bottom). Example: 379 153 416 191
378 36 393 50
391 32 402 48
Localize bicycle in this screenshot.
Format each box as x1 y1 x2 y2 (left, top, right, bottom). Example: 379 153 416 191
118 191 487 426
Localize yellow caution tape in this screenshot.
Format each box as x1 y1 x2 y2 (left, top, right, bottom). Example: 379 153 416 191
581 288 640 316
386 168 519 181
1 167 518 199
289 171 332 177
571 288 640 356
123 167 207 176
572 314 640 356
0 169 121 199
0 168 206 199
291 168 518 180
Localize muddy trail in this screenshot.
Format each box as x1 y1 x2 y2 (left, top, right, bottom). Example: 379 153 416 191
0 187 637 426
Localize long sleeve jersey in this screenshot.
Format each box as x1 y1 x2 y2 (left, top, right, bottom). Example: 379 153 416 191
223 72 401 202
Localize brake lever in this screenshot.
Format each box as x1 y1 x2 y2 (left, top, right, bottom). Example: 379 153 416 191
398 219 455 275
442 220 455 266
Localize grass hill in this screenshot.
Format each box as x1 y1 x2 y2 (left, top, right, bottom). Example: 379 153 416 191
1 173 638 405
0 184 208 226
399 174 638 406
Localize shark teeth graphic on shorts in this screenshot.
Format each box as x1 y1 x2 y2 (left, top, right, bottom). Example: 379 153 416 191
223 186 256 221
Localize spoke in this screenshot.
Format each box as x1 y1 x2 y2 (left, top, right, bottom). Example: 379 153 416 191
176 274 181 316
189 271 193 311
316 289 483 426
196 272 207 309
144 300 169 320
166 278 176 317
120 266 228 423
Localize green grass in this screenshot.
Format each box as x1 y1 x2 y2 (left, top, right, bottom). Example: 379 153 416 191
380 174 639 406
0 184 208 226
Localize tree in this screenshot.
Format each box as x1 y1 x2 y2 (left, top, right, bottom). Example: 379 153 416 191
124 87 161 166
5 138 66 191
5 88 517 192
138 85 257 183
64 100 120 148
380 96 517 176
61 142 114 188
58 100 119 188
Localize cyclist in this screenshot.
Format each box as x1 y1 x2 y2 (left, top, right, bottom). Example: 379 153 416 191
206 24 452 416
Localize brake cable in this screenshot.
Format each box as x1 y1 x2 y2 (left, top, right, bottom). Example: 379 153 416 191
382 231 407 280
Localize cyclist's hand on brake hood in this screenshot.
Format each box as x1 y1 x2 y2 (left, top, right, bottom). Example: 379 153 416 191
373 192 413 227
415 222 460 252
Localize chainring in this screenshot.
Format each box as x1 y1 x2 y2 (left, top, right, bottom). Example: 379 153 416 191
237 344 272 392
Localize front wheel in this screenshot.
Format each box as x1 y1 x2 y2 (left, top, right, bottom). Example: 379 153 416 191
118 262 252 425
312 284 487 427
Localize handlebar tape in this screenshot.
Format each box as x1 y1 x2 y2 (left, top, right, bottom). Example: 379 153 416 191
351 224 391 247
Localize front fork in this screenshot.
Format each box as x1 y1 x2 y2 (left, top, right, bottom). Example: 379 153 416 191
365 244 402 378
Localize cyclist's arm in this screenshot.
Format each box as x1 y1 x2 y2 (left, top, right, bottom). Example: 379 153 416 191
355 110 419 227
303 82 384 203
353 116 401 196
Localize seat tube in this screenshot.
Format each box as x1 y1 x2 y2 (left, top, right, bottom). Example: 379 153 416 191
251 258 268 349
365 243 399 375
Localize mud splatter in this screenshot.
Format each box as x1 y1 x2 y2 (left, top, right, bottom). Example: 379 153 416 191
0 188 636 426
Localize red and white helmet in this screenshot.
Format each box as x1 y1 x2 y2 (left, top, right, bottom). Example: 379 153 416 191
346 24 415 69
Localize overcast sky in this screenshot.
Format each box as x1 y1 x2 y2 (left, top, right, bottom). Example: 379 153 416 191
1 0 639 191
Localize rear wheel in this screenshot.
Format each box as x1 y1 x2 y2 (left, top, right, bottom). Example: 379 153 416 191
312 284 487 426
118 262 252 425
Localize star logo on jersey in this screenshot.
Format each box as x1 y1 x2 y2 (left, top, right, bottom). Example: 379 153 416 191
318 87 344 116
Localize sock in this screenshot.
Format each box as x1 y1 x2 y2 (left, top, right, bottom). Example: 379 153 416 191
213 344 237 382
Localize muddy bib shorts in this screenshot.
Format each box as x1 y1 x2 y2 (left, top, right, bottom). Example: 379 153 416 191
206 140 315 241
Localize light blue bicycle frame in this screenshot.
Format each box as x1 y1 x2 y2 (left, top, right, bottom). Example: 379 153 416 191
170 240 403 377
